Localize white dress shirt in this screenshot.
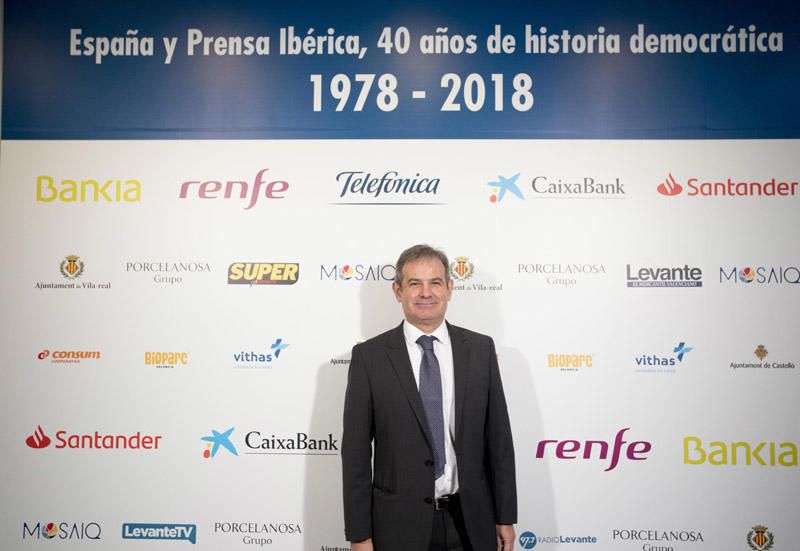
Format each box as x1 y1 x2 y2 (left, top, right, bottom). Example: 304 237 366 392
402 320 459 497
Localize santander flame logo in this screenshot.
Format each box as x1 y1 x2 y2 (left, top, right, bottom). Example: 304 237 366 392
26 425 52 449
657 173 683 196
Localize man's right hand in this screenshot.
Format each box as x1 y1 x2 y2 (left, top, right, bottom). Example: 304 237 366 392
351 538 374 551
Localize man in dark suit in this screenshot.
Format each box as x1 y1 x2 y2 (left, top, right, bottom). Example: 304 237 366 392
342 244 517 551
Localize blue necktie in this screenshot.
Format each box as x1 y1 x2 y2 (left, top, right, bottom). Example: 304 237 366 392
417 335 445 479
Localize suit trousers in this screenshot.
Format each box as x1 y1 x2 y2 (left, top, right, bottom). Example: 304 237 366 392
428 497 474 551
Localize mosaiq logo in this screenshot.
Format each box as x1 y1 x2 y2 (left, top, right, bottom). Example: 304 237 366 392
627 264 702 288
719 265 800 285
334 170 443 205
635 342 693 373
179 168 288 210
25 425 162 450
122 523 197 544
656 171 798 197
23 521 102 541
535 427 651 472
126 261 212 285
518 530 597 549
227 262 299 285
36 175 141 203
684 436 797 467
320 263 396 281
233 338 289 368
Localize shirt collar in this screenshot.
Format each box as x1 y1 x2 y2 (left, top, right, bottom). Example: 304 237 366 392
403 319 450 347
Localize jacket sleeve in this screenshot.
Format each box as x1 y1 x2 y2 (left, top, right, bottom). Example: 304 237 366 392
486 337 518 524
341 344 375 542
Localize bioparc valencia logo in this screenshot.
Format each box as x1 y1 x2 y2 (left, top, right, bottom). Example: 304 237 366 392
656 172 798 198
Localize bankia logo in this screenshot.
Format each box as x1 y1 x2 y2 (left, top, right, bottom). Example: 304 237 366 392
684 436 797 467
233 339 289 368
122 523 196 544
627 264 702 288
535 427 652 472
37 349 101 364
22 521 102 540
145 352 189 369
518 530 597 548
228 263 299 285
333 170 443 205
36 255 111 290
719 265 800 285
36 175 141 203
25 425 162 451
126 261 212 285
635 342 693 373
656 172 798 197
320 263 396 281
179 168 288 210
488 173 524 203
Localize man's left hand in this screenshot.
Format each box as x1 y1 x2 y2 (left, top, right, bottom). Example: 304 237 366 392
496 524 515 551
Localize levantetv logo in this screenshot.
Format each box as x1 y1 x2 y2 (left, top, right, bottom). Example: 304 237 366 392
627 264 702 288
334 170 442 205
122 523 196 544
518 530 597 548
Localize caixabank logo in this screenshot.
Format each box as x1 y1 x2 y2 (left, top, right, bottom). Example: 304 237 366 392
487 172 625 202
228 263 299 285
25 425 162 451
179 168 288 210
201 426 339 459
657 172 798 198
23 521 102 541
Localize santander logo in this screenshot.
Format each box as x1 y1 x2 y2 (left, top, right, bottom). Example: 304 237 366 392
657 173 682 196
26 425 52 448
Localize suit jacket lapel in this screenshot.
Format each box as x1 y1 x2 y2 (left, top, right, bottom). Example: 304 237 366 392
447 322 470 449
387 323 434 451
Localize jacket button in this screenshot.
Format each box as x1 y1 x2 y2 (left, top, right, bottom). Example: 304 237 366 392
424 460 434 467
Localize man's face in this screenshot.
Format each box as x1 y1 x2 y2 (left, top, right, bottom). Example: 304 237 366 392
392 256 453 331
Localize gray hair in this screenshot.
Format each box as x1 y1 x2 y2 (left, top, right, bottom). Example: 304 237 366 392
394 244 450 285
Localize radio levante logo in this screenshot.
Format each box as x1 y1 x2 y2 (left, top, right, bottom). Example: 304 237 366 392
535 427 651 472
179 168 288 210
228 263 299 285
657 172 798 197
518 530 597 549
333 170 443 205
719 265 800 285
627 264 702 288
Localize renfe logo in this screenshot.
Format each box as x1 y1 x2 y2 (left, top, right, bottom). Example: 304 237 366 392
536 427 651 471
179 169 288 210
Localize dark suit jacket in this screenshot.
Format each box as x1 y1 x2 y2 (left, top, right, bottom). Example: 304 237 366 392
342 321 517 551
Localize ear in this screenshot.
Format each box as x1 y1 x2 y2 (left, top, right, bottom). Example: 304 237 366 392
392 281 402 302
446 278 453 299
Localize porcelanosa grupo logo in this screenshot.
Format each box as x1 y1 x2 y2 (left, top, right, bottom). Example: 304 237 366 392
334 170 442 205
126 261 212 285
22 521 102 541
178 169 289 210
719 265 800 285
213 521 302 547
656 172 798 197
612 529 704 547
233 338 289 368
518 530 597 548
518 263 606 288
635 342 693 373
535 427 651 472
122 523 197 544
25 425 162 451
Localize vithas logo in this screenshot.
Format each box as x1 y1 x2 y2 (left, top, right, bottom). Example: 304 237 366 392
657 173 683 196
26 425 52 448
